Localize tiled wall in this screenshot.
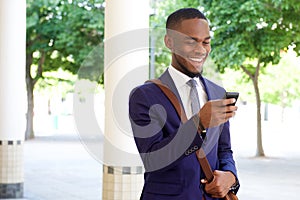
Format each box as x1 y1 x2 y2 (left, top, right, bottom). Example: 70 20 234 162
102 165 144 200
0 140 24 198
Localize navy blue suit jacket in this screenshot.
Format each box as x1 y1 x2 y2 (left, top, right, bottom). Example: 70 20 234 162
129 70 239 200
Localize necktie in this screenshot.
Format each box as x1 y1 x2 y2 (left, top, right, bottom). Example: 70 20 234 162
187 79 200 115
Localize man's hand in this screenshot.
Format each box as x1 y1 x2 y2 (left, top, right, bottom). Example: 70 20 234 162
201 170 236 198
199 98 237 128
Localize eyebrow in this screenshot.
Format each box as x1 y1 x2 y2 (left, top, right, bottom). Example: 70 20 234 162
186 36 211 41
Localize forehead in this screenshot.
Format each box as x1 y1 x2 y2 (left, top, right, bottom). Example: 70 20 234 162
177 18 210 39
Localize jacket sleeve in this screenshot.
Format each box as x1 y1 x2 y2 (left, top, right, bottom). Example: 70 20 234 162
129 84 203 173
217 121 240 193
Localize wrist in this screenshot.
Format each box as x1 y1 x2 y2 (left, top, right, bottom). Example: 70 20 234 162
226 171 239 194
199 118 206 131
196 112 206 129
225 171 236 188
229 179 240 194
192 115 206 136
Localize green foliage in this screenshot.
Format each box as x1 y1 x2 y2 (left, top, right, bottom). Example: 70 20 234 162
151 0 300 76
220 49 300 107
151 0 300 108
200 0 300 72
26 0 105 77
35 68 77 98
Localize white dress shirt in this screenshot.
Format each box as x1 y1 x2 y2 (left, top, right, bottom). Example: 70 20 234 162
168 65 208 119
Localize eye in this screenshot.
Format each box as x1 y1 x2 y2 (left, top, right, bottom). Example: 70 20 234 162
203 40 210 45
185 39 197 45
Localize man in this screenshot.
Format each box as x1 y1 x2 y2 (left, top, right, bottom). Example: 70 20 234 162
129 8 240 200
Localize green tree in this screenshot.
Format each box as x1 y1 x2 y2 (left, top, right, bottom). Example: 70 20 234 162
201 0 300 156
26 0 104 139
220 50 300 120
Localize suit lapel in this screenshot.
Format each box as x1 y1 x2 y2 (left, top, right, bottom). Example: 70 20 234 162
158 70 185 110
200 76 223 100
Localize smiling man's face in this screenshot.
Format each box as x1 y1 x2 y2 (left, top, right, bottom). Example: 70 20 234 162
165 18 211 77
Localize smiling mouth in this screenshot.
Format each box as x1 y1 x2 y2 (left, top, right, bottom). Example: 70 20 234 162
189 56 206 63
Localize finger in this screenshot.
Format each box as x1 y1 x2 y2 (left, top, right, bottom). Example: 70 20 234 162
223 112 235 122
209 99 225 107
210 104 227 115
223 98 236 106
208 187 227 198
210 99 231 106
225 107 237 114
226 110 236 118
226 105 238 112
212 194 224 199
228 98 236 105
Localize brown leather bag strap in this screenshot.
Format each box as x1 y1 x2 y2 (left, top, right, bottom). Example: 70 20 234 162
147 79 188 122
148 79 238 200
197 149 214 182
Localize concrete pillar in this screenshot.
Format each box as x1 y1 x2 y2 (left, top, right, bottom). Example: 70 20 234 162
0 0 26 198
103 0 149 199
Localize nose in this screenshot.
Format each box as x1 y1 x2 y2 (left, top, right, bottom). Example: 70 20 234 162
194 44 207 55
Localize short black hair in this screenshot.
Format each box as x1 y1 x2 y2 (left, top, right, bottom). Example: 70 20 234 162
166 8 207 30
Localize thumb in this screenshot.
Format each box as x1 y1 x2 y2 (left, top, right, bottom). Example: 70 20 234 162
201 179 208 184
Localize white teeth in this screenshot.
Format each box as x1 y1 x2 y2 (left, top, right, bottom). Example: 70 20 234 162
189 57 205 62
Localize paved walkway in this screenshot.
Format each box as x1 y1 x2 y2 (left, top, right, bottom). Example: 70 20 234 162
21 131 300 200
23 133 102 200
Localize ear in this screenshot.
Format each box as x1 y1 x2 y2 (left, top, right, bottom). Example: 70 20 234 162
164 34 173 50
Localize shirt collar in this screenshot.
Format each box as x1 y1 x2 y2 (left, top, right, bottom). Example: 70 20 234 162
168 65 201 87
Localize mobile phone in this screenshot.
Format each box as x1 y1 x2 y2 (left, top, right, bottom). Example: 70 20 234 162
225 92 239 106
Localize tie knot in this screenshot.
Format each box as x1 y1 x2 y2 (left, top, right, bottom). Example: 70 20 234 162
187 79 197 88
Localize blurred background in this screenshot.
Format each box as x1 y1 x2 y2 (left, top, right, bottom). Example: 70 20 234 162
1 0 300 199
